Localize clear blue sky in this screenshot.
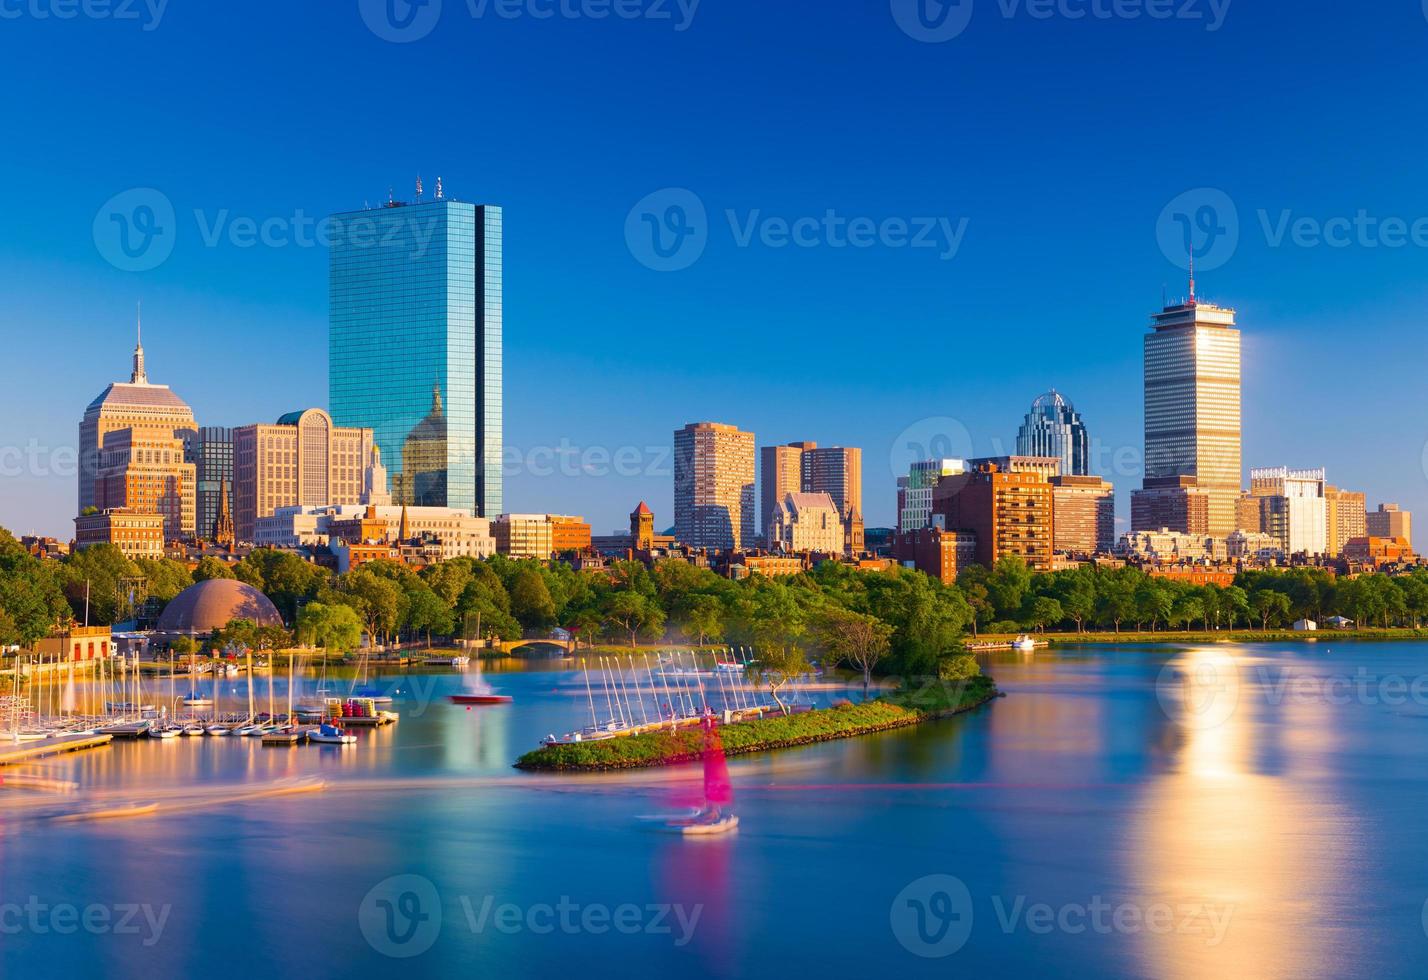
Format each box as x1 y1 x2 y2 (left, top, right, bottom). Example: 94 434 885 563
2 1 1426 546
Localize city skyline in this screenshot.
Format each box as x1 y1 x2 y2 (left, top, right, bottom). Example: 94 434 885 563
7 8 1428 547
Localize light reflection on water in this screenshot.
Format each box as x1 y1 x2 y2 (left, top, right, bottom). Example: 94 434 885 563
3 645 1427 978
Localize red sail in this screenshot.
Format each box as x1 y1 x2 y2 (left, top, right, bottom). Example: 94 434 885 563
702 719 733 807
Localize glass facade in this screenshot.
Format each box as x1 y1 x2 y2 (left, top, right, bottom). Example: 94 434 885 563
329 199 502 517
1016 391 1090 477
195 426 233 540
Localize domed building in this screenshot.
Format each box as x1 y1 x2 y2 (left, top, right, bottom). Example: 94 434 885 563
155 579 283 636
1015 389 1090 477
394 385 449 507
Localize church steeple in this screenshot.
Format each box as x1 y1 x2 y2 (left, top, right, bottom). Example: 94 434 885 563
214 476 235 549
130 302 148 384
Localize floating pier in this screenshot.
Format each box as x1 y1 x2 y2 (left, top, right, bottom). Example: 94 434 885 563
0 733 113 766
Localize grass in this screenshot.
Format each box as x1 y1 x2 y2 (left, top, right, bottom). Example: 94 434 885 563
514 674 999 772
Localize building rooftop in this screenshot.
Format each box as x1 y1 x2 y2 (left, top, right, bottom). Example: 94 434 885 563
85 382 193 414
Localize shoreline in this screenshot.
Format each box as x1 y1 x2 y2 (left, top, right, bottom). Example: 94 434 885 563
514 675 1000 773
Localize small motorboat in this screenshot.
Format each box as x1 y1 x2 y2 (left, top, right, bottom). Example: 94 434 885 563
1012 635 1038 653
678 810 740 836
428 655 470 667
449 693 513 705
309 723 356 745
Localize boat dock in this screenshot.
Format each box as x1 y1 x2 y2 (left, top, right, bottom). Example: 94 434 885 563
0 733 114 766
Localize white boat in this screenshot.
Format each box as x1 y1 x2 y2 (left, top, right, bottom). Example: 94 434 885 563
152 726 181 739
205 725 232 736
1012 635 1038 653
181 694 213 707
236 724 264 736
309 723 356 745
181 724 205 736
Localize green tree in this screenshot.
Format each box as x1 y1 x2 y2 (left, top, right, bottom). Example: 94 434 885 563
404 586 455 646
1252 589 1292 630
1023 595 1063 633
678 592 725 647
509 565 557 629
601 590 665 649
814 607 893 696
1053 569 1097 633
295 601 363 654
193 556 237 582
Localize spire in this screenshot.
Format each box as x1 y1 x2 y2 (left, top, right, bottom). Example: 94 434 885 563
130 301 148 384
398 503 410 543
1187 242 1197 306
431 383 443 417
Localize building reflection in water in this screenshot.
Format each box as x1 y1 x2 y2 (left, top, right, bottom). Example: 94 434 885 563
1131 647 1351 980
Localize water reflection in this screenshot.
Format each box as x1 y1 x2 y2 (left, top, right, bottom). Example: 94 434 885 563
1132 647 1351 980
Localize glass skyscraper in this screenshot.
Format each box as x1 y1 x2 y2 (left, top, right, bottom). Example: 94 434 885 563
195 426 233 540
1015 390 1090 477
329 196 502 517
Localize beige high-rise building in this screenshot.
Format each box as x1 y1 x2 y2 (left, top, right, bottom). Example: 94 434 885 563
233 408 388 542
674 422 756 551
760 442 814 541
1324 486 1367 557
79 328 197 535
761 442 864 553
1366 503 1412 542
94 428 196 542
1249 467 1327 556
1140 286 1241 536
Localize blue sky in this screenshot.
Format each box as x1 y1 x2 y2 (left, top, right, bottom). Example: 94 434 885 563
2 1 1426 546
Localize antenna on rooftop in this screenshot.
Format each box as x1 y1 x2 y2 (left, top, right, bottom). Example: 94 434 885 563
1188 241 1197 305
415 175 424 202
435 176 444 200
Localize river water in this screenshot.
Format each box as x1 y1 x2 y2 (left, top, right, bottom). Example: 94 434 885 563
3 642 1427 978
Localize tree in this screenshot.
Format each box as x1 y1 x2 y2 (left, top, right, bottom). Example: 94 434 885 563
601 591 665 649
678 593 725 647
404 587 455 646
1398 574 1428 629
1023 595 1063 634
61 544 139 625
1221 586 1250 629
814 607 893 697
988 556 1032 622
295 602 362 655
193 556 236 582
1053 570 1096 633
332 568 402 646
1095 573 1137 634
1134 581 1173 631
1252 589 1292 630
508 565 557 629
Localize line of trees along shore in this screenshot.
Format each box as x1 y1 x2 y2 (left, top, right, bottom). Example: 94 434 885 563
5 522 1427 677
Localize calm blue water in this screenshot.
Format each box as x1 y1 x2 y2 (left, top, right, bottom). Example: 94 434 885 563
4 643 1428 979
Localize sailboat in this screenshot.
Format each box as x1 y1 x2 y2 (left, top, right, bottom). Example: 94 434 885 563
663 715 738 836
448 659 511 705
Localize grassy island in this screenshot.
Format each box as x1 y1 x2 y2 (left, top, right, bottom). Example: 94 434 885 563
514 674 1000 772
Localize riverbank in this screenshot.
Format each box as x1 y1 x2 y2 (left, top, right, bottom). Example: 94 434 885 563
996 627 1428 647
514 674 1000 772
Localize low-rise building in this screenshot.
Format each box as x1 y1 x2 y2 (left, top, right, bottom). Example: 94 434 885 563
74 509 166 559
1117 528 1227 563
768 492 845 555
1344 535 1416 568
1131 477 1211 535
1366 504 1412 543
255 504 494 560
892 525 978 584
493 514 589 560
